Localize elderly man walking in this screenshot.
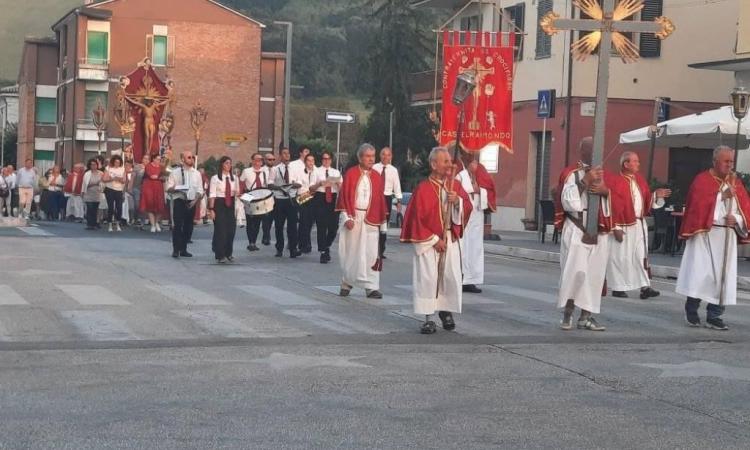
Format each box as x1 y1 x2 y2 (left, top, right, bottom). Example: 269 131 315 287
336 143 387 299
677 146 750 330
607 151 671 299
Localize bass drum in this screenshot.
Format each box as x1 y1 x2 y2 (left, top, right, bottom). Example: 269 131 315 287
240 189 275 216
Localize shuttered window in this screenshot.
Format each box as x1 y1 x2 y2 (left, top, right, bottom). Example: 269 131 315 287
147 34 176 67
35 98 57 125
153 36 168 66
86 31 108 65
535 0 553 59
639 0 663 58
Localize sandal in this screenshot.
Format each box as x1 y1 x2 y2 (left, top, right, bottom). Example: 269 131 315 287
420 321 437 334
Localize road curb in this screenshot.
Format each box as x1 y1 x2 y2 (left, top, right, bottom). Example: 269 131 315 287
485 243 750 291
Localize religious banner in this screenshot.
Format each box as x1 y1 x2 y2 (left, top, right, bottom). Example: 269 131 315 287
440 31 514 154
118 58 174 162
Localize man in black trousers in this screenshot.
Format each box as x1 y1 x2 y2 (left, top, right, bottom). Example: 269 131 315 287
269 147 302 258
314 150 342 263
166 151 204 258
261 152 277 245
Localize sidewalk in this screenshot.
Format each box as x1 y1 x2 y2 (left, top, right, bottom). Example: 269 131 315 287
484 230 750 290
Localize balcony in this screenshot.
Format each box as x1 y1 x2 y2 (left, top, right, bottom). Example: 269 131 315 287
75 119 106 142
78 58 109 81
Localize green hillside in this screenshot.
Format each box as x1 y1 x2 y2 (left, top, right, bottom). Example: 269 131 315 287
0 0 81 82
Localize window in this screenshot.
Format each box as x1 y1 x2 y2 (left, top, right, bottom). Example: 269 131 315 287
535 0 553 59
84 91 108 122
147 34 175 67
35 98 57 125
86 31 108 65
503 4 525 61
153 36 168 66
639 0 663 58
459 14 481 32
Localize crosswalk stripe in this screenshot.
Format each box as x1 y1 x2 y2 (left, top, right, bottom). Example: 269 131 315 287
394 285 505 305
59 310 138 340
146 285 230 306
0 285 31 305
18 226 53 236
57 284 131 306
315 285 408 306
283 309 366 334
237 285 321 306
173 309 267 338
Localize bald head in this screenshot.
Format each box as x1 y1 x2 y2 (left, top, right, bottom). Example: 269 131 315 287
181 151 195 168
579 137 593 165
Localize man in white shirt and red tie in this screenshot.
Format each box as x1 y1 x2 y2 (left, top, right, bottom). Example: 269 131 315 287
337 143 387 299
372 146 403 259
314 150 342 263
240 152 270 252
166 151 204 258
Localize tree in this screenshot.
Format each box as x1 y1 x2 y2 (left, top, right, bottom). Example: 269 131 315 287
361 0 437 168
1 123 17 168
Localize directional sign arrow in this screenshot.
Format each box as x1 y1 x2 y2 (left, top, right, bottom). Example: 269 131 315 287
325 111 356 124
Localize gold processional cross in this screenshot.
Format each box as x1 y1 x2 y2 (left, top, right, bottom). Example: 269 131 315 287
458 57 495 130
540 0 674 239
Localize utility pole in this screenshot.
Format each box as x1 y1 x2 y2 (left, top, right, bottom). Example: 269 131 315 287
274 21 293 149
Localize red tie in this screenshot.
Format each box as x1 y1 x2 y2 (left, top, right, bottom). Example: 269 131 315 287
325 169 332 204
224 177 232 207
254 171 262 189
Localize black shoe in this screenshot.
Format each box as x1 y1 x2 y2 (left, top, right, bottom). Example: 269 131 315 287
438 311 456 331
462 284 482 294
365 289 383 299
320 253 328 264
179 251 193 257
640 287 660 299
290 250 301 258
172 251 179 258
705 317 729 330
686 315 701 327
262 239 270 246
275 250 283 257
612 291 628 298
302 248 312 254
247 244 259 252
420 320 437 334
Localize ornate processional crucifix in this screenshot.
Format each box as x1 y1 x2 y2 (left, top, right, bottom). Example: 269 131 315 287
541 0 674 240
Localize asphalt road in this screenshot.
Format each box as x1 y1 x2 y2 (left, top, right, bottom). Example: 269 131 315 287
0 221 748 449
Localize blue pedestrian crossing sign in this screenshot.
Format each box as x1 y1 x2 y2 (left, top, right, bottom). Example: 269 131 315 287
537 89 556 119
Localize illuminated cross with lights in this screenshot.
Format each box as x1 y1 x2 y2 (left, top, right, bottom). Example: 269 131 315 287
541 0 675 239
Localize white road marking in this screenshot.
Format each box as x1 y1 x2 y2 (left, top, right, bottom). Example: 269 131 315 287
57 284 131 306
283 309 379 334
315 285 408 306
0 285 31 305
237 285 321 306
59 310 138 340
18 226 53 236
173 309 266 338
146 284 230 306
394 285 505 305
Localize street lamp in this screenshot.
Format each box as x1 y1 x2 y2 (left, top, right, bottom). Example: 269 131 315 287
274 21 293 149
0 96 7 168
731 86 750 152
450 70 477 161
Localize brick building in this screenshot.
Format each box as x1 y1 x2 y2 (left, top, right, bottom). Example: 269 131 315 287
17 0 285 170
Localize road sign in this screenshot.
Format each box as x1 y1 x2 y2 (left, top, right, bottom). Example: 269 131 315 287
537 89 556 119
657 97 671 122
325 111 356 124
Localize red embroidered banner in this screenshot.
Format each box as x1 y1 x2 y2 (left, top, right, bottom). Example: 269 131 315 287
439 31 514 154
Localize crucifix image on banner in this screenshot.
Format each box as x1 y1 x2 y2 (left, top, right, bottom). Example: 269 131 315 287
439 30 514 155
541 0 674 240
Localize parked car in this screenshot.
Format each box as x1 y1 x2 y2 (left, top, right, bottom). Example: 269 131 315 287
389 192 411 228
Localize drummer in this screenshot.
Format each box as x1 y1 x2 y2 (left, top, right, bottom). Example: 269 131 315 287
240 152 270 252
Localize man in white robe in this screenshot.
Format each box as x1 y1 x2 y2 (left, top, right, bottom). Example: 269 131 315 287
401 147 470 334
456 156 487 293
607 151 670 299
337 143 387 299
677 146 749 330
556 138 612 331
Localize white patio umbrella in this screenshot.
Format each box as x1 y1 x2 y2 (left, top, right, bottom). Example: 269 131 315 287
619 105 750 149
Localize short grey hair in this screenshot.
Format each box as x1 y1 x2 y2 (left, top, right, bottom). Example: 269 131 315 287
380 146 392 157
428 146 450 165
713 145 733 161
619 151 637 168
357 143 376 160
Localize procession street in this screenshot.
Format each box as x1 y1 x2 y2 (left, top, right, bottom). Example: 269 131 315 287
0 222 749 449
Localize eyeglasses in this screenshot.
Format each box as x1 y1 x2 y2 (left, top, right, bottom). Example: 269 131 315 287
185 156 194 160
322 156 331 160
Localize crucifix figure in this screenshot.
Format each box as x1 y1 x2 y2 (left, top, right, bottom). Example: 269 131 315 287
459 57 495 130
541 0 674 240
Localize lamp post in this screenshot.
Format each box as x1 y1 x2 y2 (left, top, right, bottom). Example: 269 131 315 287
92 98 106 156
189 101 208 161
730 86 750 153
0 96 7 168
274 20 293 149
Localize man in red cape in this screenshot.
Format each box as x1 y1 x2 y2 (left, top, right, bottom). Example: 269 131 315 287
401 147 472 334
336 143 387 299
676 146 750 330
454 151 496 294
63 163 85 222
607 151 671 299
554 137 612 331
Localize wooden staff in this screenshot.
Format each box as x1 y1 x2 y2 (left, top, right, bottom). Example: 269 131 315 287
718 172 736 306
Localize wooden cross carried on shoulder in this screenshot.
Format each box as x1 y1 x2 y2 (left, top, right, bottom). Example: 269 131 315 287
541 0 674 241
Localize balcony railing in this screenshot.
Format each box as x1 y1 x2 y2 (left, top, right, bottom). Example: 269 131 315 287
75 118 106 141
78 58 109 81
